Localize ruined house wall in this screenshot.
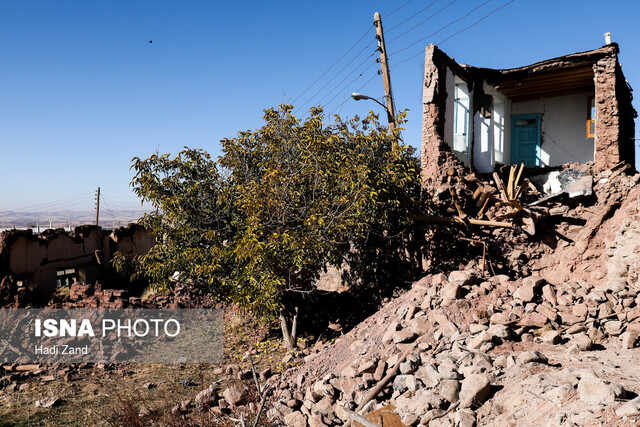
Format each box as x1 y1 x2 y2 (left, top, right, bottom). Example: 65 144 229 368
7 228 102 290
511 91 595 166
422 43 635 176
421 44 468 188
105 224 154 263
0 224 153 293
593 52 635 171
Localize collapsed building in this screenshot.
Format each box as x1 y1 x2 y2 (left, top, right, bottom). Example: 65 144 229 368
421 40 636 186
0 224 153 293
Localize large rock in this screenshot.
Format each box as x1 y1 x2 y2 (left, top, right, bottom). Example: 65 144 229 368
312 381 335 399
571 332 593 351
621 331 639 349
395 387 441 419
393 329 418 344
459 374 491 408
448 270 478 286
284 411 307 427
616 395 640 417
195 384 218 406
577 377 625 405
442 282 463 300
222 383 248 406
513 285 535 302
517 351 548 365
439 379 461 403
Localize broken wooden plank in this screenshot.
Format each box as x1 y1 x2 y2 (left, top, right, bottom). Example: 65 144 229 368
493 172 510 203
507 165 516 199
477 194 492 218
514 180 529 200
476 188 490 208
513 163 525 195
609 163 631 180
472 187 483 200
414 215 513 228
449 188 467 219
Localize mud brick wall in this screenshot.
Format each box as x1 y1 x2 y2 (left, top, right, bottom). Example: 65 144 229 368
420 44 467 188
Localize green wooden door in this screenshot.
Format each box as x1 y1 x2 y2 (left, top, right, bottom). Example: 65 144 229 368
511 114 541 166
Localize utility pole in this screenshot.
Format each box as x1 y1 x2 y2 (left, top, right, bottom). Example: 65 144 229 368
95 187 100 226
374 11 396 131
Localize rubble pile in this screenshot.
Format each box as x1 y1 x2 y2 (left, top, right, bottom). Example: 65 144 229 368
266 262 640 426
258 165 640 426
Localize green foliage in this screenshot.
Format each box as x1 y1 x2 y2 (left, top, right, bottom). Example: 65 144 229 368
130 105 420 318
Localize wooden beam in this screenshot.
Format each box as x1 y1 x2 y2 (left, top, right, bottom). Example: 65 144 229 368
414 215 513 228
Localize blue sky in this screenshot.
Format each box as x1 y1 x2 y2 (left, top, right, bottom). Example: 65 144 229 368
1 0 639 212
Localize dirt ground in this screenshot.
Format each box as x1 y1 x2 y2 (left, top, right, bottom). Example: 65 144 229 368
0 307 289 426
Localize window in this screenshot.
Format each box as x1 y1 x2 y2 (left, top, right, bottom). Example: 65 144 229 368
586 96 595 138
56 268 77 288
453 83 470 152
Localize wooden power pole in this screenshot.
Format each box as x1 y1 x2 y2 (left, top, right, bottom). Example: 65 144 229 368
374 11 396 131
95 187 100 226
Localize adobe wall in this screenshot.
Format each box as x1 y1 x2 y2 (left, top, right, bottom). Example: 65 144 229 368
421 44 468 188
0 224 153 293
584 51 634 171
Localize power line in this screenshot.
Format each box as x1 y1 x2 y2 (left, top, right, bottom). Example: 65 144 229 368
7 192 93 213
385 0 415 18
100 195 122 227
290 25 374 108
294 39 376 116
387 0 442 33
437 0 515 45
291 2 425 117
314 55 377 113
323 62 378 115
393 0 515 67
390 0 492 57
329 71 379 117
388 0 460 43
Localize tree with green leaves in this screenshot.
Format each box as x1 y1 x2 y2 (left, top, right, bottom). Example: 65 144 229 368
127 105 420 349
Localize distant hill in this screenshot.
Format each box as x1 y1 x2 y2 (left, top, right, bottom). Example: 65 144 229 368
0 209 151 230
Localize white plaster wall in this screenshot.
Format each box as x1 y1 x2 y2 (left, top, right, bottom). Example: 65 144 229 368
511 92 594 166
473 112 493 173
444 67 455 151
483 83 511 167
443 67 472 165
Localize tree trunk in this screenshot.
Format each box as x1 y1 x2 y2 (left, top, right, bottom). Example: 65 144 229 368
279 307 299 352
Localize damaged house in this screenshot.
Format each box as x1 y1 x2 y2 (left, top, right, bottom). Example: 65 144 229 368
0 224 153 294
421 39 636 185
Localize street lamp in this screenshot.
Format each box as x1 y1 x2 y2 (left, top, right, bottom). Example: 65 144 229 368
350 92 395 130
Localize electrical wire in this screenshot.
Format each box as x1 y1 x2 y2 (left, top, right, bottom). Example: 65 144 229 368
290 25 374 108
393 0 515 67
387 0 442 33
388 0 459 43
314 53 377 109
294 39 376 116
291 1 426 117
390 0 492 56
329 71 379 118
7 192 93 213
100 195 120 228
323 62 378 115
385 0 415 18
437 0 515 45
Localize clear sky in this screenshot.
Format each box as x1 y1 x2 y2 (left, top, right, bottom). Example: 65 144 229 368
1 0 639 212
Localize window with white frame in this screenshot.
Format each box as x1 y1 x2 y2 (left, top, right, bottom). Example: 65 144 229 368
453 83 470 152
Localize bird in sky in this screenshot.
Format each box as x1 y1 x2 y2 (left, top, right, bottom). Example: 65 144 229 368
148 40 153 44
